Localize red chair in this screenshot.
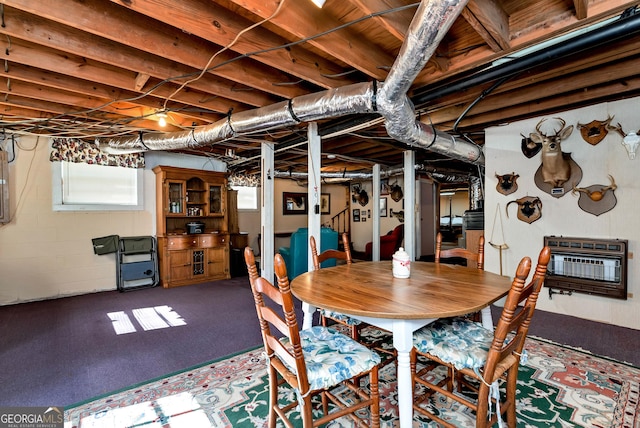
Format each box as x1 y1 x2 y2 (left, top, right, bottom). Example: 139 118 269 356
365 225 404 260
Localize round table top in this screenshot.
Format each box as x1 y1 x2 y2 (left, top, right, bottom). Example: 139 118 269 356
290 261 513 319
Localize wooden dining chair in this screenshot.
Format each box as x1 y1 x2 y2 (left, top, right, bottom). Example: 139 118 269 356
310 233 364 340
410 246 551 428
435 231 485 270
244 247 381 428
311 233 397 366
436 231 485 322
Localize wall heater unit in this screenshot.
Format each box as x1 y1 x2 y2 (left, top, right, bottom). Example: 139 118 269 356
544 236 628 300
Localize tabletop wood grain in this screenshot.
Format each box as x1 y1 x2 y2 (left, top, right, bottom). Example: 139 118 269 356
290 261 513 319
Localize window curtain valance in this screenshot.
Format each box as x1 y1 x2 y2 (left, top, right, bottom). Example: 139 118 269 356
50 138 145 168
228 172 260 187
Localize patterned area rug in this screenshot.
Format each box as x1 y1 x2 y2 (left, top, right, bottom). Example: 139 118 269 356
64 330 639 427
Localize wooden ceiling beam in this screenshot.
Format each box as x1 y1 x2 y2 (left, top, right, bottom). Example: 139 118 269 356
4 0 312 100
0 39 254 116
425 56 640 129
348 0 416 42
0 63 220 126
228 0 397 80
463 0 510 52
134 74 151 92
0 96 174 134
0 6 280 109
0 78 198 129
106 0 356 90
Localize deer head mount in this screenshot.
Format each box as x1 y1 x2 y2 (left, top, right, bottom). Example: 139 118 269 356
495 172 519 195
390 182 403 202
577 115 613 146
351 184 369 207
530 117 574 188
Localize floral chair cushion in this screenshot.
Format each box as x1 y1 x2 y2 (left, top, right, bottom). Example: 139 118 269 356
281 326 381 391
413 317 494 370
320 309 362 326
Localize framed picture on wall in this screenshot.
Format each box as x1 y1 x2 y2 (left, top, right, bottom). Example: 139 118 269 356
283 192 308 215
380 197 387 217
353 208 360 222
320 193 330 214
361 209 367 222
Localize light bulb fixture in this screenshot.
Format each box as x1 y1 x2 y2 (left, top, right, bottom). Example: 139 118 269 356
311 0 326 8
157 111 167 127
622 131 640 160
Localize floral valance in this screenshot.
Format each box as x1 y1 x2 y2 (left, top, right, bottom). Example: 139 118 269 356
50 138 145 168
228 172 260 187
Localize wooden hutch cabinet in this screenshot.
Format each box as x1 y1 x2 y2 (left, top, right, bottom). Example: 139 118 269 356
153 166 230 288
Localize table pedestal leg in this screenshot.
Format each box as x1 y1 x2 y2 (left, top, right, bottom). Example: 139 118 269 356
393 322 416 428
480 306 494 330
301 301 315 330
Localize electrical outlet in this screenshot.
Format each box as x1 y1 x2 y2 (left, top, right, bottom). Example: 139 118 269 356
628 292 634 299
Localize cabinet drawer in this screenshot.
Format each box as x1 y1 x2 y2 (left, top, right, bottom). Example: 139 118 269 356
167 236 199 250
199 234 227 247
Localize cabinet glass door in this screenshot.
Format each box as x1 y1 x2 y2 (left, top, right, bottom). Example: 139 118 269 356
208 185 223 215
168 180 185 214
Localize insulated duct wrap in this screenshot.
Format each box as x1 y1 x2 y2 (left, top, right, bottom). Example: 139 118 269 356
97 0 484 167
98 82 375 153
469 176 483 210
377 0 483 165
96 120 235 153
291 83 376 122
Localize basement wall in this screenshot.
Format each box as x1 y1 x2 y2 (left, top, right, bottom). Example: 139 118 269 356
485 96 640 330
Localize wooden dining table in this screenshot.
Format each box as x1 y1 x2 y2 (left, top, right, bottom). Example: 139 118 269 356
290 260 513 428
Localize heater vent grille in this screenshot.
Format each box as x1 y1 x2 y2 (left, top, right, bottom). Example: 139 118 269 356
544 236 627 300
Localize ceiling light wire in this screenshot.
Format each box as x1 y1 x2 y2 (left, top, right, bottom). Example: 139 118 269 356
162 0 288 110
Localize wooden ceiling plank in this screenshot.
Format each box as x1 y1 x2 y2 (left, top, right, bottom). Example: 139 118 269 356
0 104 56 119
229 0 397 80
451 75 640 131
463 0 510 52
425 54 640 129
107 0 356 90
0 78 181 126
0 95 177 134
3 0 312 100
348 0 416 42
0 6 279 109
414 0 636 93
0 62 220 125
134 73 151 92
0 39 248 118
574 0 589 20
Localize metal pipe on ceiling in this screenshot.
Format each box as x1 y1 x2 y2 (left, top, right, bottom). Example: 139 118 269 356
413 6 640 106
96 0 483 167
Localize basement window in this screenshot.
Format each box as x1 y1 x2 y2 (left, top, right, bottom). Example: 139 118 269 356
231 185 258 211
52 161 144 211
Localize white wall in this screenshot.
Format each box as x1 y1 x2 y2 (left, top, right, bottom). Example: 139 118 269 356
485 96 640 330
0 139 226 304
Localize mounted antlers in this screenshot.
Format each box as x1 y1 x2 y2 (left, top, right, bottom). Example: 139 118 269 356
577 115 613 145
572 175 617 202
607 122 640 159
530 117 574 188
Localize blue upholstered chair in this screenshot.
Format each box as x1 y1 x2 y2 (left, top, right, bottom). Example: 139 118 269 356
278 227 338 280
